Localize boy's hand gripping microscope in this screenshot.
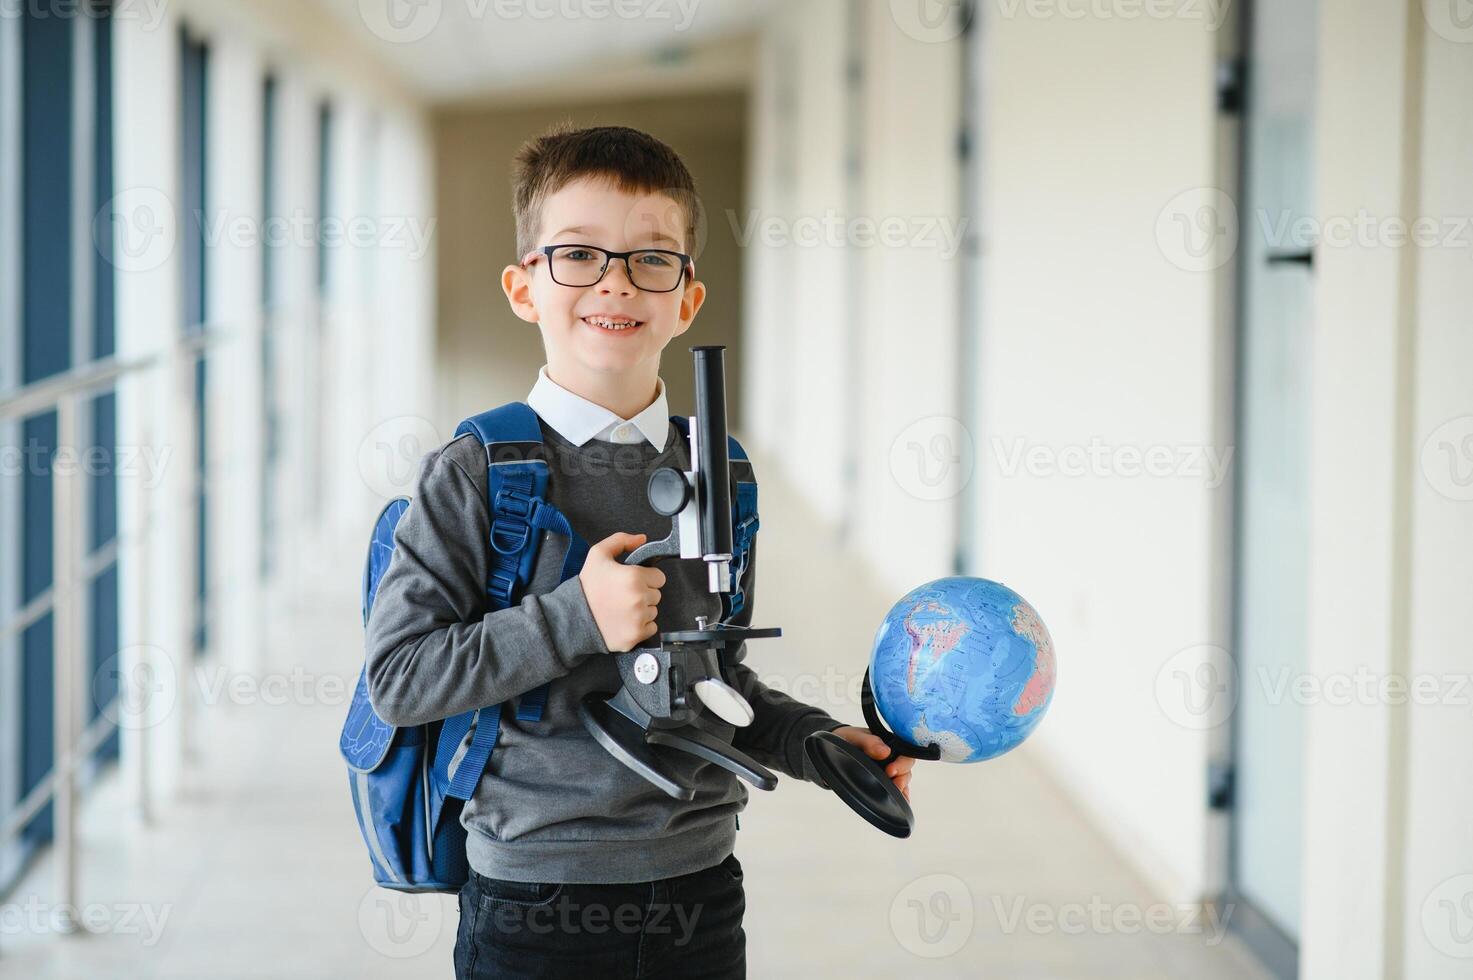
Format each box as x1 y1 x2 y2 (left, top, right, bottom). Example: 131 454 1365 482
577 346 781 801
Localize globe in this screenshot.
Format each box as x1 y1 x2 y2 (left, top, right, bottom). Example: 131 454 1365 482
869 576 1056 763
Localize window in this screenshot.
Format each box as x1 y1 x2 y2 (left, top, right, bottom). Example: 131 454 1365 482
180 26 209 656
2 2 117 888
0 0 23 896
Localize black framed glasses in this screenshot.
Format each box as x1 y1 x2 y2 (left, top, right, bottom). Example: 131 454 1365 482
520 243 694 293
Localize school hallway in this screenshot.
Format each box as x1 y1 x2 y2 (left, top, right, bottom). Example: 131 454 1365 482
6 2 1471 978
0 446 1269 979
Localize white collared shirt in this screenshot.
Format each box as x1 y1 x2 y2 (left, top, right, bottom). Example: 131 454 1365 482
526 364 670 451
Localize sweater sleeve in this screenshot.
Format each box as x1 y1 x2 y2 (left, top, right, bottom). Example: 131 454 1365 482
364 438 610 727
724 533 848 784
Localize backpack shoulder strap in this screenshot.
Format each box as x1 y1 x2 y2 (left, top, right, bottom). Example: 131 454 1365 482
437 402 588 801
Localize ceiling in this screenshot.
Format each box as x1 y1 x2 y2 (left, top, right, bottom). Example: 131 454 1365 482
314 0 777 105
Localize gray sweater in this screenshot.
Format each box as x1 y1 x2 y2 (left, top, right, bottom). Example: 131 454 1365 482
364 416 845 884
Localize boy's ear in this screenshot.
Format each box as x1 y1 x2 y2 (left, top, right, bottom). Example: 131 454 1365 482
672 278 706 338
502 264 539 323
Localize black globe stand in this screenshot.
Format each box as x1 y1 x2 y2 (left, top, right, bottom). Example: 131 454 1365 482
803 667 941 838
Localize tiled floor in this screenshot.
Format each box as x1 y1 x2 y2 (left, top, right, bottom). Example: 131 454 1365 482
0 449 1272 979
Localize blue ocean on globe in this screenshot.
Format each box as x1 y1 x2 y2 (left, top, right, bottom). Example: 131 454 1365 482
869 577 1056 763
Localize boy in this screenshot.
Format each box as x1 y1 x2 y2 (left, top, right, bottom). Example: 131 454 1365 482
365 124 915 979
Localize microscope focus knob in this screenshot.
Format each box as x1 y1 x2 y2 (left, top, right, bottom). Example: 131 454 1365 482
647 467 691 517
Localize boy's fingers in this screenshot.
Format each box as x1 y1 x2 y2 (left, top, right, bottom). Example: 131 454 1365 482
592 532 646 558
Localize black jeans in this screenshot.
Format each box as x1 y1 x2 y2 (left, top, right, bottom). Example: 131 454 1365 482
454 853 746 979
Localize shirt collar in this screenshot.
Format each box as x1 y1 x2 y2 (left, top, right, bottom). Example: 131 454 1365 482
526 365 669 451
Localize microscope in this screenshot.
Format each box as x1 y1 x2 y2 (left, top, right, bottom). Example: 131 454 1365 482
577 345 782 801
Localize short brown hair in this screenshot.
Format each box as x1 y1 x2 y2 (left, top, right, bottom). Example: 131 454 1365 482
510 123 701 261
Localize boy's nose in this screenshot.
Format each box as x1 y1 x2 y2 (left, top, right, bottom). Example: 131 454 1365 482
598 260 638 296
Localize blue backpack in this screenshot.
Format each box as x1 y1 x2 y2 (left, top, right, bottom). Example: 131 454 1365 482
340 401 761 893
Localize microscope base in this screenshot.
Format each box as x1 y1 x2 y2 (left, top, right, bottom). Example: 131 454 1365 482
578 693 695 801
580 689 781 799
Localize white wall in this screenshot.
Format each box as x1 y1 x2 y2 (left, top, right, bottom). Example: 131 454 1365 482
972 9 1225 904
1303 3 1473 978
1400 17 1473 976
743 0 963 595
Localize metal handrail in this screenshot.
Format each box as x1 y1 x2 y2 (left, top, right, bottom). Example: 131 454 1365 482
0 326 239 932
0 354 155 422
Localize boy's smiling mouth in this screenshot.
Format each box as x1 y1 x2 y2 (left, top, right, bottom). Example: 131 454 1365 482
581 313 645 333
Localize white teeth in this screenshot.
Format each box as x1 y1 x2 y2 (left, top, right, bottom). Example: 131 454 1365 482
585 316 639 331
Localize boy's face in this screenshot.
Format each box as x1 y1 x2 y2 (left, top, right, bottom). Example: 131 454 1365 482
502 176 705 384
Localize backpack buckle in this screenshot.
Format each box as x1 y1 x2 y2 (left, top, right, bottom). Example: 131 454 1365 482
488 569 518 603
493 486 534 519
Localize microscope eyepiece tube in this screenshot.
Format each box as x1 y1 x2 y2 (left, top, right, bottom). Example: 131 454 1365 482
691 346 734 577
